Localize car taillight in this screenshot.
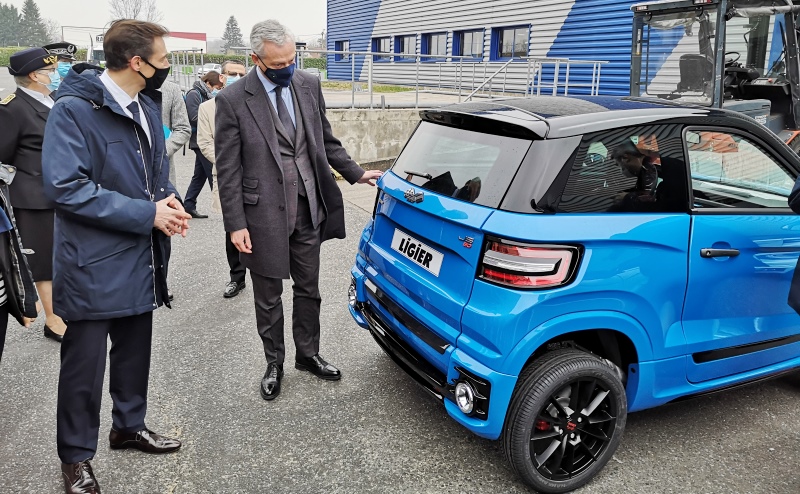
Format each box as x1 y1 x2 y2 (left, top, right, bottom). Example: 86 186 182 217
479 239 580 289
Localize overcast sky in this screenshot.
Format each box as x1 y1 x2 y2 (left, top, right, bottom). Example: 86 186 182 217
11 0 327 45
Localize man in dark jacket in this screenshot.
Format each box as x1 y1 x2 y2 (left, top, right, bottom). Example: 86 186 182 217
215 19 381 402
42 19 191 494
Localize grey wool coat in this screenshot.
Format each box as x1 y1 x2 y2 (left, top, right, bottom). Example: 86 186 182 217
214 69 365 279
159 80 191 185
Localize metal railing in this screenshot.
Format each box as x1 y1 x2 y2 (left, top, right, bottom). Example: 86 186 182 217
299 49 608 108
166 48 608 107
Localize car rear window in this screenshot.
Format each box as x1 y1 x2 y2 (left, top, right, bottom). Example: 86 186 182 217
391 121 533 208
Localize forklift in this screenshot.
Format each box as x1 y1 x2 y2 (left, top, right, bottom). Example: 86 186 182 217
630 0 800 150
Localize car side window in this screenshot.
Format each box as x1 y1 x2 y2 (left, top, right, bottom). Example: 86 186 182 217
557 124 688 213
685 129 795 209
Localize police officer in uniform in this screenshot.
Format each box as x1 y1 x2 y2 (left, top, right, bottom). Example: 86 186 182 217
44 42 78 86
0 47 67 341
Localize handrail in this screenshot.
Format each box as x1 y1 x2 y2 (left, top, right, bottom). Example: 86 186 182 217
465 59 515 101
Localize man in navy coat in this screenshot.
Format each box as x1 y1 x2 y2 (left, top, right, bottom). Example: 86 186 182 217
42 19 191 494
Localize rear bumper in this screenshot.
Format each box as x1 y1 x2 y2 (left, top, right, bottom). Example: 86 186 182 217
350 264 517 440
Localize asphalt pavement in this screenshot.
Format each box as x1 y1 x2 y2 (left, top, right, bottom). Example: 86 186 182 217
1 70 800 494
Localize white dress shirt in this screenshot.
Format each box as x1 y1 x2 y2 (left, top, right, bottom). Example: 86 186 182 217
255 67 296 128
99 70 152 145
19 87 54 109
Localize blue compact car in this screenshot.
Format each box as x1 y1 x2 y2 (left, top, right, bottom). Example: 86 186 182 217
348 95 800 492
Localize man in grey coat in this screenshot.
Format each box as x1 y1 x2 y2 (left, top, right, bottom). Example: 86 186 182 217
159 79 190 188
158 79 190 300
215 19 381 401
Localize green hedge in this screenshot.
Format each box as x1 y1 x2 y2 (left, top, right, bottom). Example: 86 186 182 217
302 57 326 70
0 47 27 67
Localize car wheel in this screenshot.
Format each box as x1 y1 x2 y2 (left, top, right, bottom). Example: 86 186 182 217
503 349 627 493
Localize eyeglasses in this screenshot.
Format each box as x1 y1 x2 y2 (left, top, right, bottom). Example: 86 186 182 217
224 71 245 77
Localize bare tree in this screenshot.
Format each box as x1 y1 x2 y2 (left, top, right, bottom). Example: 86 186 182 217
43 17 60 43
108 0 163 23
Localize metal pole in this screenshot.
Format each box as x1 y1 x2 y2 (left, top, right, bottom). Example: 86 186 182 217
462 59 466 101
527 58 532 97
565 61 571 96
416 56 420 109
200 50 204 69
369 54 374 109
351 54 355 109
595 64 602 95
553 60 560 96
537 60 543 95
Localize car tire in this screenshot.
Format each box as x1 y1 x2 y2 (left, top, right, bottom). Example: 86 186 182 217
503 349 627 493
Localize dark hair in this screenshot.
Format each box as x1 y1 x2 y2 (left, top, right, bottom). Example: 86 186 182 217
201 70 222 87
221 60 244 73
611 140 644 162
103 19 169 71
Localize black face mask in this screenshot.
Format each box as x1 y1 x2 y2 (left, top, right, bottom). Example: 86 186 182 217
138 58 170 91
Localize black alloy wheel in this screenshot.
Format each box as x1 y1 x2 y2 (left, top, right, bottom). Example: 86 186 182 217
503 349 627 493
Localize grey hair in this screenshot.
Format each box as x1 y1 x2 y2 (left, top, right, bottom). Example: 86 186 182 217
250 20 295 56
14 75 33 88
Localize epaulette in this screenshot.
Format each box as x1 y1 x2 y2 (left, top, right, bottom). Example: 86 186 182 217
0 93 15 105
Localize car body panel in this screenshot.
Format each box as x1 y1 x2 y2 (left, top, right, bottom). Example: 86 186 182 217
348 95 800 443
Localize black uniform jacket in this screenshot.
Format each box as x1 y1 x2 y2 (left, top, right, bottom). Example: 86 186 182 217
0 88 55 210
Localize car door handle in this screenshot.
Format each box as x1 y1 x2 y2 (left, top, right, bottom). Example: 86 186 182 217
700 248 740 258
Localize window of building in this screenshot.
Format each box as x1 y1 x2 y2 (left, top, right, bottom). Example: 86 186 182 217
492 26 529 60
395 34 416 61
455 29 484 58
372 37 391 61
557 124 689 213
422 32 447 60
684 129 795 209
334 40 350 62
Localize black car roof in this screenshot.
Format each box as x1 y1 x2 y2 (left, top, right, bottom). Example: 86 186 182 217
421 95 721 139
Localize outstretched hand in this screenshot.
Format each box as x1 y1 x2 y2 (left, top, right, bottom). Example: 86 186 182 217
358 170 383 186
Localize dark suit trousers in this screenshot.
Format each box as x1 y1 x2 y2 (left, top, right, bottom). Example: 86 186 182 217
251 195 321 364
57 313 152 463
226 233 246 284
184 149 213 211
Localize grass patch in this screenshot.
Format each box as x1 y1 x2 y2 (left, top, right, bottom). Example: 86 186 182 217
322 81 413 93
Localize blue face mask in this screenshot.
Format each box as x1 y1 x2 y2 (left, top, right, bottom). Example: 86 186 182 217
265 64 295 87
256 55 295 87
211 88 220 97
57 62 71 78
39 70 60 92
226 75 240 85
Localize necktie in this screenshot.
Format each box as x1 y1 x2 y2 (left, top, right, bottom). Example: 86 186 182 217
274 86 296 145
126 101 142 127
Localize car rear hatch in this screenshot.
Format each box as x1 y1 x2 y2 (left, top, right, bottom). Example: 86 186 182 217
362 110 545 375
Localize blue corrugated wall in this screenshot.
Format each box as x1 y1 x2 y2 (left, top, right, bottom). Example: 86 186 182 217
325 0 684 96
545 0 637 95
326 0 382 81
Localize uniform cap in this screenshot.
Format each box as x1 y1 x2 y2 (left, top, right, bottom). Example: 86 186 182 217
43 42 78 61
8 48 57 76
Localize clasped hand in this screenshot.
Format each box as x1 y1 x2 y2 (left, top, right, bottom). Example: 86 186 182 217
154 194 191 237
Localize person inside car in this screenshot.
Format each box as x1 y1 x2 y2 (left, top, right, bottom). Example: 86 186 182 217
610 140 659 211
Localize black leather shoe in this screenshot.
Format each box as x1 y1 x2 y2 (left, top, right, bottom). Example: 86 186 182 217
223 281 246 298
109 428 181 454
44 325 64 342
168 290 174 302
295 354 341 381
186 209 208 219
61 460 100 494
260 363 283 401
